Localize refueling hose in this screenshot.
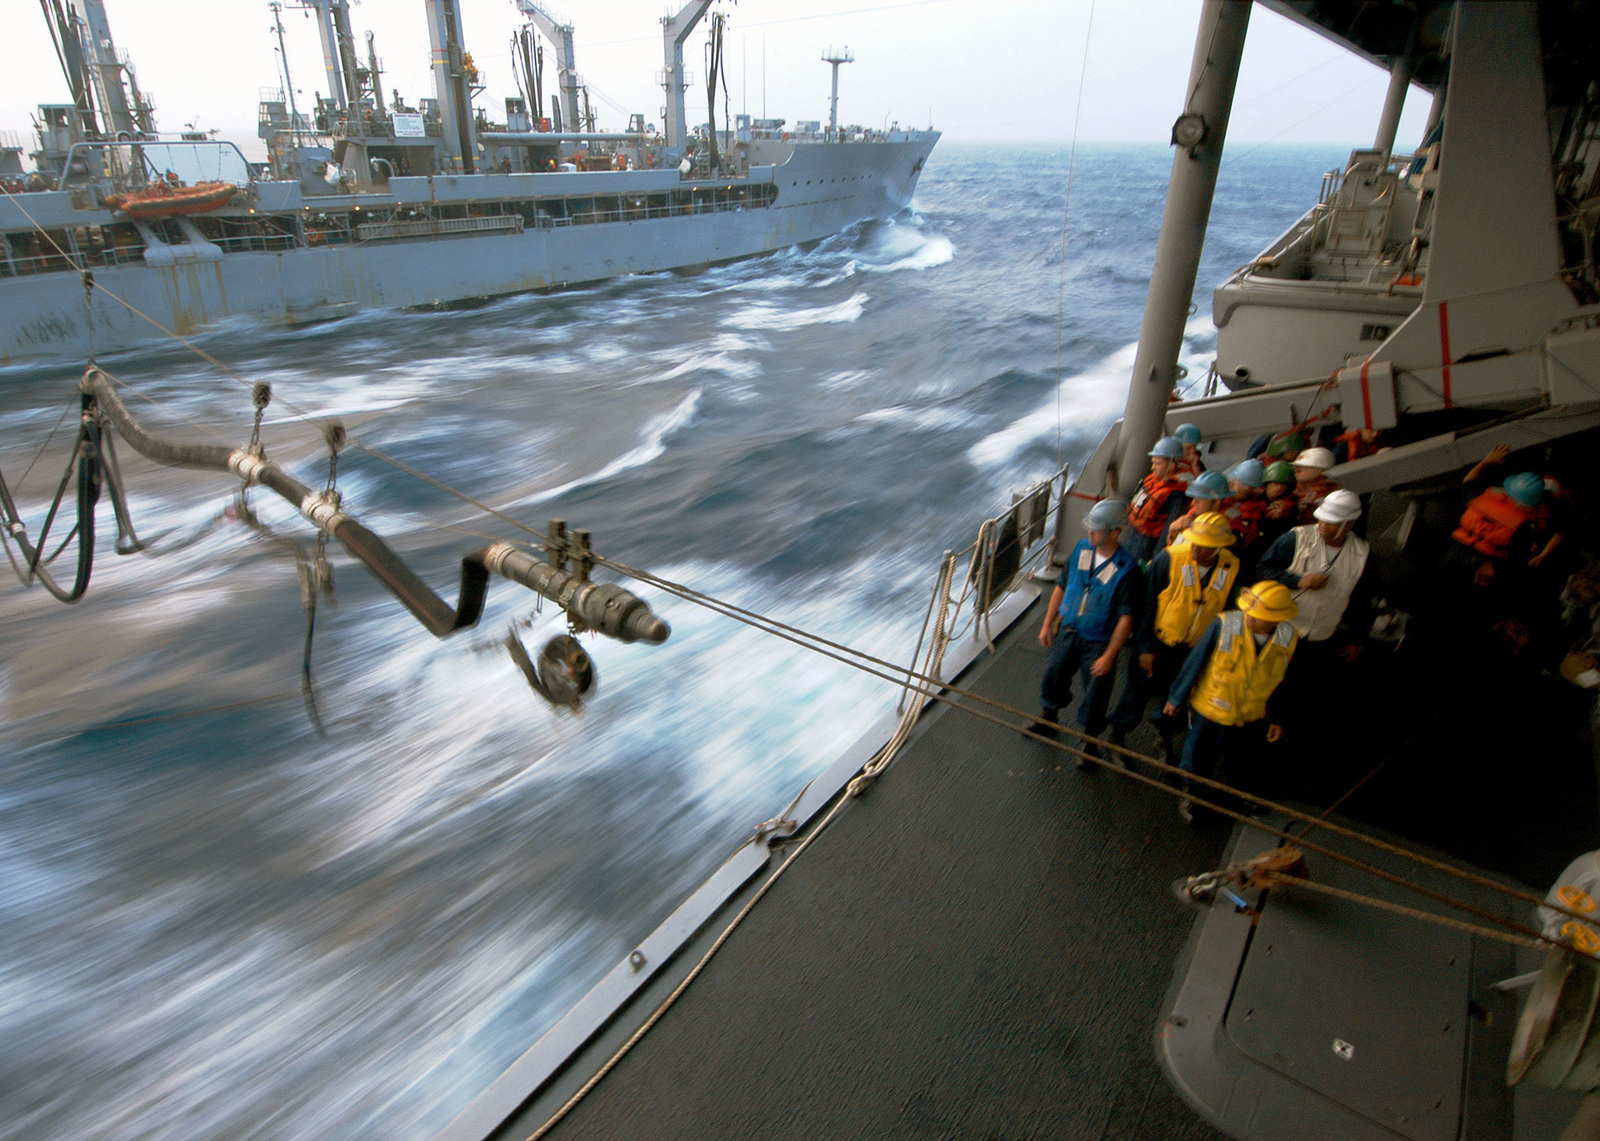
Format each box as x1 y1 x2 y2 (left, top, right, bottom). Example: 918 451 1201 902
80 367 669 643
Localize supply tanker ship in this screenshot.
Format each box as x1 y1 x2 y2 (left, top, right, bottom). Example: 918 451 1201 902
0 0 936 365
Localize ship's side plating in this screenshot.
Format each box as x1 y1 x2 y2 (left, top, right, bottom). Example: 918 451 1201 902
0 135 936 364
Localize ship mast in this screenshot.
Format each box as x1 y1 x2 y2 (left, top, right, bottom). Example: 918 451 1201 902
422 0 478 173
822 46 852 139
305 0 362 111
269 2 305 148
70 0 140 136
55 0 153 139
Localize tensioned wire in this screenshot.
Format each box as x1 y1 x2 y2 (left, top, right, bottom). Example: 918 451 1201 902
582 542 1591 952
1055 0 1097 469
3 166 1587 945
17 350 1582 950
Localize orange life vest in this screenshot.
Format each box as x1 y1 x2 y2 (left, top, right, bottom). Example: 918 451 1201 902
1335 429 1379 461
1452 489 1535 559
1223 494 1266 547
1129 474 1186 538
1294 477 1339 525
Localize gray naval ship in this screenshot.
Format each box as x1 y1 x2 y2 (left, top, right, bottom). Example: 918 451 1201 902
424 1 1600 1139
0 0 936 366
8 1 1600 1138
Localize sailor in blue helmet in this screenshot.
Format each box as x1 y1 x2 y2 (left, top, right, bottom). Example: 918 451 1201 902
1167 469 1232 546
1123 437 1189 564
1173 422 1206 483
1036 497 1143 767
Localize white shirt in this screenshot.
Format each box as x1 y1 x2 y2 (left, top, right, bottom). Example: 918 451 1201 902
1286 525 1369 642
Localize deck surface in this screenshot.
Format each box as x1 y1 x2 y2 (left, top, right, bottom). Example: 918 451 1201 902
481 488 1600 1141
510 594 1234 1140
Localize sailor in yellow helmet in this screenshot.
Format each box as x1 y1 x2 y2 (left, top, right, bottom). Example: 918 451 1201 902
1107 512 1239 762
1162 580 1298 823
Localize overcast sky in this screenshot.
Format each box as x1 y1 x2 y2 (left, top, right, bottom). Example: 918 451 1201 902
3 0 1434 161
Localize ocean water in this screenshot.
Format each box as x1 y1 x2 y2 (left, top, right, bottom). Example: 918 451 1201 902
0 140 1352 1140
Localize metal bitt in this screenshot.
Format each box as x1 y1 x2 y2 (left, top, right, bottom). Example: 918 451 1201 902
1115 0 1250 493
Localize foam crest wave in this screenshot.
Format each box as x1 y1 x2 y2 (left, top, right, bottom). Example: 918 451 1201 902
723 294 866 331
966 342 1139 470
518 387 703 506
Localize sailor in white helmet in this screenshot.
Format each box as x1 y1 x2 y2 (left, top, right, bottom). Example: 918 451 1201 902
1254 488 1371 745
1290 446 1340 525
1257 489 1369 644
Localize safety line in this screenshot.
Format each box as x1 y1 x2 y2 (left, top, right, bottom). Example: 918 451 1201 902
588 548 1595 937
5 185 1582 939
1054 0 1096 470
1267 873 1552 954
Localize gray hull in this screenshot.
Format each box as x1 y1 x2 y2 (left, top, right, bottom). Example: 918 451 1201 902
1 137 937 366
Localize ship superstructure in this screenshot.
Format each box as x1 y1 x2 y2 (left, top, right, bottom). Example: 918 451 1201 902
5 1 1595 1138
427 2 1600 1139
0 0 936 365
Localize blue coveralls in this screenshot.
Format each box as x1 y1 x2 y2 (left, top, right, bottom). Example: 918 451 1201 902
1039 539 1141 738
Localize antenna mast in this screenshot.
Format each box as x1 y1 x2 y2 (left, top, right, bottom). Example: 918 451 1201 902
822 46 852 140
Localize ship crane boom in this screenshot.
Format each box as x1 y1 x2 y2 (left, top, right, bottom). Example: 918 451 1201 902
511 0 582 136
661 0 714 149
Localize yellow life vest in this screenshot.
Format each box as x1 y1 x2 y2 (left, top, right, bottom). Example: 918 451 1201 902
1153 545 1239 648
1190 610 1297 726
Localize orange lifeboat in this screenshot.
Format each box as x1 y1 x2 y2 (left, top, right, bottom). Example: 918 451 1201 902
104 181 238 220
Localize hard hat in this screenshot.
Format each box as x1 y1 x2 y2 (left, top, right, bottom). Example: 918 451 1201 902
1083 497 1128 531
1265 433 1306 458
1238 580 1298 623
1187 512 1236 548
1264 461 1296 484
1294 446 1336 470
1313 489 1362 523
1148 437 1183 460
1186 471 1231 499
1174 423 1203 446
1503 471 1544 507
1226 459 1265 488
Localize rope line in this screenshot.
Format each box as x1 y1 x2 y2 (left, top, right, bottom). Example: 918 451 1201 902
584 547 1595 935
518 547 961 1141
1054 0 1096 469
1265 873 1554 954
6 147 1585 1028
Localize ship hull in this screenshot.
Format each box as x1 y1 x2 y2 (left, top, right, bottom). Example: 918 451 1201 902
0 136 937 366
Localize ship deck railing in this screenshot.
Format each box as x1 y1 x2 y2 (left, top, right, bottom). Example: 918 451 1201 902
0 180 778 275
